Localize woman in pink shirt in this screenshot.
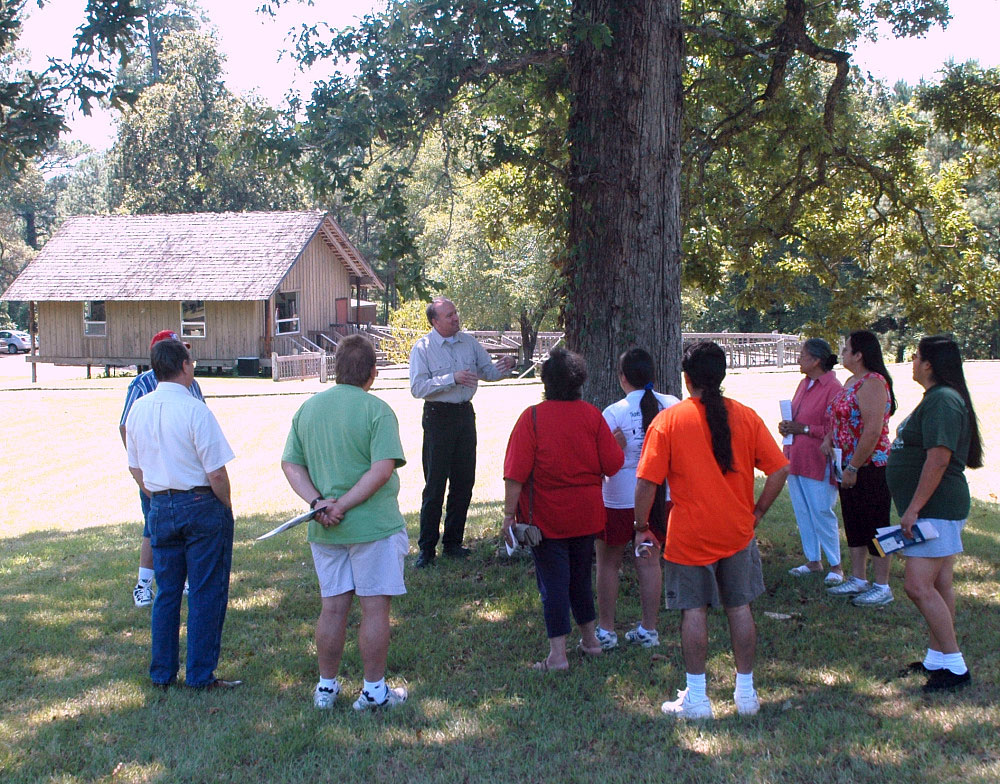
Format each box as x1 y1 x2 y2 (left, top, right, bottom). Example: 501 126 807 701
778 339 844 585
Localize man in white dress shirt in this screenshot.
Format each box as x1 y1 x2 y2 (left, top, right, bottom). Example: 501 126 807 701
409 297 515 567
126 338 239 691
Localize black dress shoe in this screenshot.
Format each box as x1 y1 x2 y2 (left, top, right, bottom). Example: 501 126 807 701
922 668 971 692
443 545 471 559
195 678 244 691
414 551 435 569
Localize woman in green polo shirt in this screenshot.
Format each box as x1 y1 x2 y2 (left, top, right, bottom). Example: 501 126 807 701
886 335 984 692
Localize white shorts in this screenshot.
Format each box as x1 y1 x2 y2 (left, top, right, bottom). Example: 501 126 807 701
310 529 409 597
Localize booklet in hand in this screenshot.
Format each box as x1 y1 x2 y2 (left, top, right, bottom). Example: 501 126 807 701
779 400 793 446
871 521 939 557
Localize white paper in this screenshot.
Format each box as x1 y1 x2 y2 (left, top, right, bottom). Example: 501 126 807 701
832 448 843 483
779 399 793 445
256 508 318 541
504 527 520 556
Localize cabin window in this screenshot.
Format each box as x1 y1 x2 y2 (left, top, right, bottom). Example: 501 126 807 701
275 292 300 335
83 301 106 337
181 301 206 338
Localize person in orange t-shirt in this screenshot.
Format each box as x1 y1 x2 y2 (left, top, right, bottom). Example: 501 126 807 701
635 342 789 720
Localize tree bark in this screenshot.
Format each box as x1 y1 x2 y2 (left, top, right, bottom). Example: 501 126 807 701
519 307 539 370
564 0 684 407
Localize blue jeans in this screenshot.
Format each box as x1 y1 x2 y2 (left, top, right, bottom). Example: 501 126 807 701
140 490 151 537
148 490 234 687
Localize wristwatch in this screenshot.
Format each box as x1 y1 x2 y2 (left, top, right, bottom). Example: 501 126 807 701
803 425 811 436
844 464 858 474
633 521 650 533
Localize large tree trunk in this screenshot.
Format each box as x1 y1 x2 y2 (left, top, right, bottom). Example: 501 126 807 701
564 0 684 407
518 307 539 370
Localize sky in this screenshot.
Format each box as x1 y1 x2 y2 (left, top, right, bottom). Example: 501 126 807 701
17 0 1000 152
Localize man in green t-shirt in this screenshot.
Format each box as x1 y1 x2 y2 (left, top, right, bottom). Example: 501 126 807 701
281 335 409 711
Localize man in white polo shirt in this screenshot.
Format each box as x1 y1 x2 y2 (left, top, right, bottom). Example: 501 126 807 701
125 338 239 690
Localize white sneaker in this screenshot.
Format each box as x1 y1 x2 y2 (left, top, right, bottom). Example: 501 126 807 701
851 584 894 606
352 685 407 711
624 626 660 648
827 577 870 596
661 689 713 720
734 689 760 716
133 582 153 607
313 682 340 709
594 627 618 650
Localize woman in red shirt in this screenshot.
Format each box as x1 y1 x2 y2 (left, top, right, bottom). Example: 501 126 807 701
503 348 624 671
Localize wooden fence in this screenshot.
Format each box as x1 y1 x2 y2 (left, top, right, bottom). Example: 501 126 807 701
683 333 801 368
271 351 327 382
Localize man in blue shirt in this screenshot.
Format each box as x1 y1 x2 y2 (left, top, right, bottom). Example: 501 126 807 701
120 330 204 606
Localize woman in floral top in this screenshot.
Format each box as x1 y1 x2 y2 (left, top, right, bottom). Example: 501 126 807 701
821 330 897 607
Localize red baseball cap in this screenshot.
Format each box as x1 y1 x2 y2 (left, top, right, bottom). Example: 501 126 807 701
150 330 192 350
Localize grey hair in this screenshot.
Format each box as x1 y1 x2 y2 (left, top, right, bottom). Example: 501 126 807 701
802 338 836 372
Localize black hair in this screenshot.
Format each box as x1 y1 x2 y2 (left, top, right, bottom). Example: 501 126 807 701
619 347 660 432
335 334 377 386
848 330 897 415
918 335 984 469
151 339 190 382
682 341 733 473
541 347 587 401
803 338 837 372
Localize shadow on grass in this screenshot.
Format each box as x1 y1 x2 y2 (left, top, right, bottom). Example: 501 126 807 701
1 498 999 783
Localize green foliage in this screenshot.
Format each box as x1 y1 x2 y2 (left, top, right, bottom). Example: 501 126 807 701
0 0 146 174
109 31 304 214
281 0 572 299
384 299 428 363
277 0 979 350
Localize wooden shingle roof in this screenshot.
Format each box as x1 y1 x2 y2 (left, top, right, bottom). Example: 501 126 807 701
1 210 383 301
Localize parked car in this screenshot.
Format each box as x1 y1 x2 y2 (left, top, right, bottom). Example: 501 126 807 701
0 330 33 353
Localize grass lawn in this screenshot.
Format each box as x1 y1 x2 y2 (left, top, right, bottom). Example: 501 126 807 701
1 363 999 783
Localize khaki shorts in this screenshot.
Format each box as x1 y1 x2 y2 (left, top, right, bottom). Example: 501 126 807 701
310 529 409 597
663 538 765 610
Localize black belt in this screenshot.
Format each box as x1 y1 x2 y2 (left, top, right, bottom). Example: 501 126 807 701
424 401 473 410
151 486 212 496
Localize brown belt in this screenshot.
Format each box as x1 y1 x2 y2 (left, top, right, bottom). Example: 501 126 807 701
151 486 212 496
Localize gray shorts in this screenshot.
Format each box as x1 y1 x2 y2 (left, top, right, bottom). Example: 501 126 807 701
310 529 409 597
900 518 965 558
663 538 765 610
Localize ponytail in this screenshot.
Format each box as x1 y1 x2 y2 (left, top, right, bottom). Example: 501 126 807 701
619 348 661 433
682 342 733 473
